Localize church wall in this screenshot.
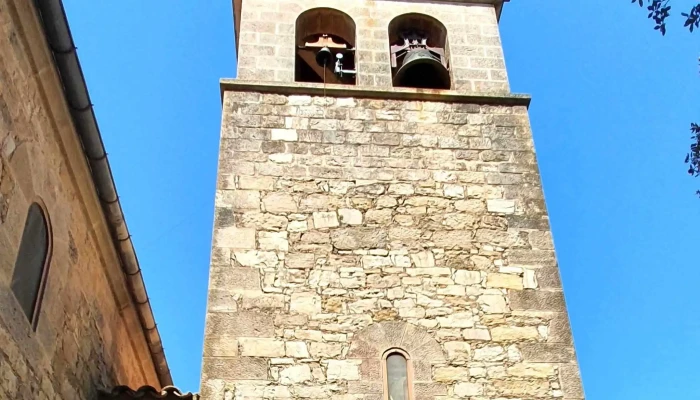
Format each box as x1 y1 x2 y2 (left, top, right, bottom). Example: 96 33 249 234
0 1 161 398
200 88 585 400
235 0 509 93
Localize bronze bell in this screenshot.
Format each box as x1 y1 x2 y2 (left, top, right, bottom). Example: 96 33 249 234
390 31 450 89
393 48 450 89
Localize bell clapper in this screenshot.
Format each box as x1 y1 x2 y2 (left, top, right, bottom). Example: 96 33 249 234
334 53 356 78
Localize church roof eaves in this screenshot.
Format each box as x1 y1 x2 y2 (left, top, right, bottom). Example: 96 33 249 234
99 386 200 400
32 0 173 387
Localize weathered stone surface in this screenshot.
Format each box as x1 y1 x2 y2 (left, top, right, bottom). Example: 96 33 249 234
290 292 322 315
520 344 576 363
462 329 491 341
326 360 361 381
453 270 481 285
486 199 515 214
444 341 471 362
309 342 343 358
313 211 340 229
286 253 315 269
490 326 539 341
202 87 584 398
433 367 469 382
486 273 524 290
491 379 551 397
214 227 257 248
279 365 312 384
338 208 363 225
473 346 505 361
509 290 566 311
285 341 310 358
454 382 483 397
239 338 286 357
331 228 388 250
507 363 556 377
202 357 269 380
264 193 298 213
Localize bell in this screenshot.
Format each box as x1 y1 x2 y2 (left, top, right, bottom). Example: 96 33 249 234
315 46 333 67
393 48 450 90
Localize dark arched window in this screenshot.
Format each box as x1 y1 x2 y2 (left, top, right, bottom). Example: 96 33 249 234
295 8 356 85
383 349 412 400
11 202 52 329
388 13 451 89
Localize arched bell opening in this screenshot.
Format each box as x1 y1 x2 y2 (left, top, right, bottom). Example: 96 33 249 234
388 13 451 90
295 8 357 85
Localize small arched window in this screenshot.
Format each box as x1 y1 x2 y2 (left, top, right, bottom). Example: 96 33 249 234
11 202 52 329
295 8 356 85
383 349 412 400
388 13 451 89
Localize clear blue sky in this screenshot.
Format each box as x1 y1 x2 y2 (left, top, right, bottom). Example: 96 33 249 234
63 0 700 398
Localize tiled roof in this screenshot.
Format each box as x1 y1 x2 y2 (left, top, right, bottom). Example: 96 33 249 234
99 386 199 400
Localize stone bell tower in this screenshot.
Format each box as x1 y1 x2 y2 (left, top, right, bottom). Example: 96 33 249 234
200 0 586 399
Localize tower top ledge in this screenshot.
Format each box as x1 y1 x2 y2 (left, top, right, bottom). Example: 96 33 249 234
231 0 508 55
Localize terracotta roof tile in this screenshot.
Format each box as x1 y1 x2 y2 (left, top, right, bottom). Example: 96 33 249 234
99 385 199 400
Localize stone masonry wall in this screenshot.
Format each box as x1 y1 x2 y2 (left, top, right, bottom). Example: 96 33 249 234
201 89 585 400
236 0 509 93
0 1 161 398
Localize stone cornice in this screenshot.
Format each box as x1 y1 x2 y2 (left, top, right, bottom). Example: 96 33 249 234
219 79 531 108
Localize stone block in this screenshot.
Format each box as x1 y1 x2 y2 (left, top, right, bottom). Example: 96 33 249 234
491 379 550 397
309 342 343 358
239 176 274 190
433 367 469 382
478 294 509 314
453 270 481 285
443 184 465 198
411 251 435 268
507 363 556 378
234 250 278 268
331 228 388 250
338 208 363 225
241 293 285 309
271 128 298 141
290 292 322 315
214 227 256 249
205 311 274 337
560 364 585 398
201 357 268 380
239 338 285 357
473 345 505 361
490 326 539 341
280 364 312 384
326 360 361 381
437 312 474 328
462 328 491 341
313 211 340 229
285 341 310 358
520 344 575 363
259 231 289 251
286 253 315 269
209 267 260 292
486 199 516 214
443 341 471 362
509 290 566 311
454 382 483 397
263 193 298 213
486 273 523 290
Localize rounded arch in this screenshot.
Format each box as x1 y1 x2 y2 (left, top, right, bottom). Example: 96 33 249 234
10 199 53 330
295 7 356 48
294 7 357 85
388 13 451 89
348 321 445 363
388 13 447 49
